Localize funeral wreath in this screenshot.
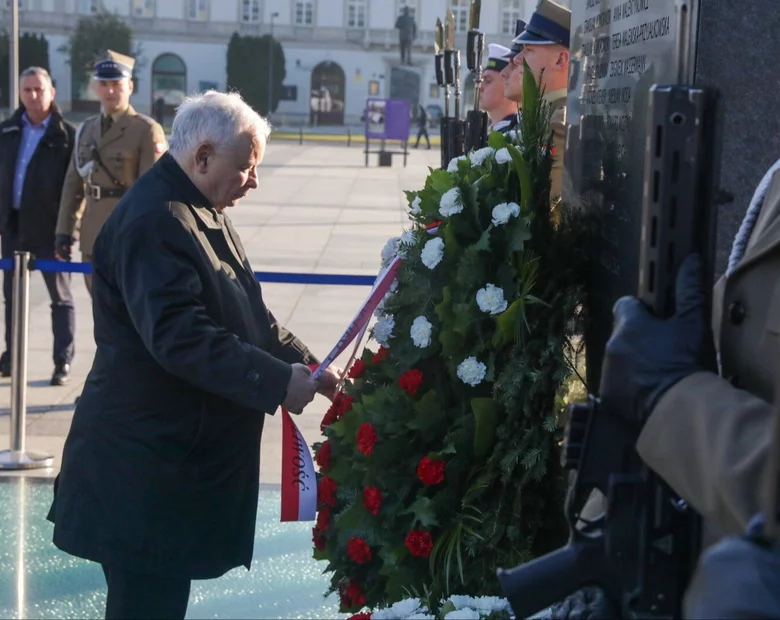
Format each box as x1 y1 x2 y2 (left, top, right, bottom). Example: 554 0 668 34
313 69 589 616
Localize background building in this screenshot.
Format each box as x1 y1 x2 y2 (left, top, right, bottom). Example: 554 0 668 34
1 0 569 125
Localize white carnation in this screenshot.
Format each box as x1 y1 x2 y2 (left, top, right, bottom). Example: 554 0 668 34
381 236 400 268
439 188 464 217
398 230 416 257
372 315 395 346
457 357 487 386
476 284 508 315
469 146 495 167
490 202 521 226
447 155 467 172
495 147 512 164
373 598 424 620
471 596 510 614
421 237 445 270
447 596 478 610
444 609 480 620
505 128 522 142
410 195 422 215
407 615 436 620
410 316 433 348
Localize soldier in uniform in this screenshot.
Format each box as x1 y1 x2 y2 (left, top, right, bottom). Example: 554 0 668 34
55 50 167 295
480 44 519 133
507 0 570 203
499 20 527 126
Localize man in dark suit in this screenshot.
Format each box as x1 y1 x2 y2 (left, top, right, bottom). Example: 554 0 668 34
0 66 76 385
47 90 341 620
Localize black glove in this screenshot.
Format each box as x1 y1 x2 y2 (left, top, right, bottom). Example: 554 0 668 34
54 235 72 261
598 253 712 427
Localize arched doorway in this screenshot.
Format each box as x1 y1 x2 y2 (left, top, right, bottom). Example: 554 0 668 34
151 53 187 118
310 61 345 126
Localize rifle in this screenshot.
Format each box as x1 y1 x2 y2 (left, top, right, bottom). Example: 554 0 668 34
435 10 464 169
464 0 489 152
496 84 724 619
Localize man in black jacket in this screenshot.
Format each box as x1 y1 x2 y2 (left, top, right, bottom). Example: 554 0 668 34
47 90 341 620
0 67 76 385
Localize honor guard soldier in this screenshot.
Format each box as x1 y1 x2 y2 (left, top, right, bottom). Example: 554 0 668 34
510 0 570 202
499 20 527 112
55 50 167 295
480 44 520 133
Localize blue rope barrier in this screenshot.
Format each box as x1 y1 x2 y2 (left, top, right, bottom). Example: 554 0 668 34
0 259 377 286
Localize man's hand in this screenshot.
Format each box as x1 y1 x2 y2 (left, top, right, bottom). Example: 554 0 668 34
54 235 73 261
599 254 713 427
316 366 342 402
282 363 318 414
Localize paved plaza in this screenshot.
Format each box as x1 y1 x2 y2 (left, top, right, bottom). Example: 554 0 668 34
0 142 439 619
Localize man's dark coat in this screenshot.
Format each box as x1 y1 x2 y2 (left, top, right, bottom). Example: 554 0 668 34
48 153 317 579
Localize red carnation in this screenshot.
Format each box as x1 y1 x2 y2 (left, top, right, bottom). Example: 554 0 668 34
356 423 377 456
417 456 445 485
398 369 424 396
348 359 366 379
338 394 355 417
349 613 372 620
372 347 390 364
316 440 332 471
340 580 366 608
312 527 326 550
405 530 434 558
318 476 337 507
316 506 331 531
321 407 338 431
363 486 382 516
347 537 372 564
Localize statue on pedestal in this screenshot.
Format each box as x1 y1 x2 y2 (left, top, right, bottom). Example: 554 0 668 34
395 7 417 66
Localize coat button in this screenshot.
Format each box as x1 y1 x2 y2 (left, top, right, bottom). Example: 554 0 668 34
247 370 259 383
728 300 746 325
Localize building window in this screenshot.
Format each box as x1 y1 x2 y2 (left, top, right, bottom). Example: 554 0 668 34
186 0 208 21
78 0 99 14
294 0 314 26
346 0 365 28
241 0 260 22
501 0 523 34
132 0 155 18
397 0 417 20
450 0 470 32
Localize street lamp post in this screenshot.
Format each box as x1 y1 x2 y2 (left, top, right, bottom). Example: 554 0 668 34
9 0 19 112
267 11 279 117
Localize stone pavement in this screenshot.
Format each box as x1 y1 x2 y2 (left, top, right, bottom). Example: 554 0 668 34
0 141 440 483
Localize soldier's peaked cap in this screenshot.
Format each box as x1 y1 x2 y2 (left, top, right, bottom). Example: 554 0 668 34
502 20 527 59
485 44 511 72
93 50 134 81
513 0 571 48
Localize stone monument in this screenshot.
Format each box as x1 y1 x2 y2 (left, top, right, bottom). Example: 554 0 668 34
565 0 780 386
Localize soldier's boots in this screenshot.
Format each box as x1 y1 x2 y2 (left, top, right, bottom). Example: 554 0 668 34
51 363 71 386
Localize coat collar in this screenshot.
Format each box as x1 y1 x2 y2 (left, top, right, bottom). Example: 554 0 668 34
99 104 135 149
4 103 69 143
730 169 780 278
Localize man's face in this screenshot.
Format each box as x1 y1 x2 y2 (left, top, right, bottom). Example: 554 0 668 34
20 74 54 118
500 59 523 102
95 78 133 114
520 44 568 88
479 71 508 112
195 132 263 210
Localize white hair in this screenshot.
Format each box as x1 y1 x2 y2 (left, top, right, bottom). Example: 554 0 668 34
167 90 272 158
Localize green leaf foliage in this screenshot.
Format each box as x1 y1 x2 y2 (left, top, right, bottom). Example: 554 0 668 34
313 72 591 614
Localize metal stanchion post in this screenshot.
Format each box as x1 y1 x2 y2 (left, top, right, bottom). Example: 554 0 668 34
0 251 54 470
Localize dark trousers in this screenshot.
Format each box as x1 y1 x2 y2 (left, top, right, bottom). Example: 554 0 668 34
415 125 430 148
400 41 412 65
102 564 191 620
1 212 75 366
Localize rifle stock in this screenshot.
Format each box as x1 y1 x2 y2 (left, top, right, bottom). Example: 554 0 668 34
497 85 724 619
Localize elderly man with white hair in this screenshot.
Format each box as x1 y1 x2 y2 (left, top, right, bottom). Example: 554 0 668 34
47 91 340 620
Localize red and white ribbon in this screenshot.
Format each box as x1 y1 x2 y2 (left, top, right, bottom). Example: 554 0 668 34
279 257 402 522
